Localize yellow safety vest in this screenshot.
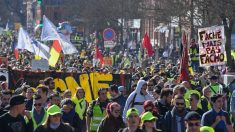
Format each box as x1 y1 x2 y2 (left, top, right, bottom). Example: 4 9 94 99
25 109 48 130
184 89 202 108
72 97 86 120
189 48 199 61
90 101 106 131
201 96 211 110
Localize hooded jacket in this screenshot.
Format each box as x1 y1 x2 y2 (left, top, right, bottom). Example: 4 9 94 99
122 80 154 122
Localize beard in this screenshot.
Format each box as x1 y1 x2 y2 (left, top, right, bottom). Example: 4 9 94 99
176 107 185 113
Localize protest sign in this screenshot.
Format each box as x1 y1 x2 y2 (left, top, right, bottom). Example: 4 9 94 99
103 57 113 66
31 59 49 71
9 70 131 102
198 26 226 66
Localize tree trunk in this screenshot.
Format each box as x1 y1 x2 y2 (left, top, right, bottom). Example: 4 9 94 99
223 18 235 71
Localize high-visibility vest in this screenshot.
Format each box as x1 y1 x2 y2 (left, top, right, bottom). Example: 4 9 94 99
25 109 48 130
201 96 211 110
209 83 223 96
189 48 199 61
72 97 86 120
184 89 201 108
90 103 106 131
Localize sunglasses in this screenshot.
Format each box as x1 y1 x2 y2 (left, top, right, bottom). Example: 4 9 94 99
34 103 42 107
176 102 184 106
188 122 200 127
147 84 154 86
189 98 193 101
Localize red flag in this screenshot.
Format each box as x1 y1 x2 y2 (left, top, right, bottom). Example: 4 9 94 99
179 32 190 82
95 46 104 64
142 32 153 57
14 49 19 60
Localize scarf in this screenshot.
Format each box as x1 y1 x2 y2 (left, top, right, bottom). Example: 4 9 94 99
62 108 76 125
33 108 45 124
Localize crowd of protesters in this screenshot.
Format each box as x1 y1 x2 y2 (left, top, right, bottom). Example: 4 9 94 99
0 30 235 132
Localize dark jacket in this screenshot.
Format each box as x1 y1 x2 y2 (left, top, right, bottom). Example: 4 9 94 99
34 123 73 132
163 107 188 132
97 115 125 132
62 109 82 132
0 112 34 132
111 94 127 114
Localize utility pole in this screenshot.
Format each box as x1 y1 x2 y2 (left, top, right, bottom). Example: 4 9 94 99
121 0 124 48
190 0 194 39
26 0 33 33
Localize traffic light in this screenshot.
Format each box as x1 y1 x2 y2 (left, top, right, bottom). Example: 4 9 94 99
37 0 42 4
39 20 43 27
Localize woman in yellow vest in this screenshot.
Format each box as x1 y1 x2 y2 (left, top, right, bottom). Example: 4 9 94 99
71 87 88 132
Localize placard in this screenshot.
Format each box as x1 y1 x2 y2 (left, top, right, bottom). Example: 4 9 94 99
32 59 49 71
198 26 226 66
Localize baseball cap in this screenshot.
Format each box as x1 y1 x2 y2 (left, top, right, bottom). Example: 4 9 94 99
141 112 157 122
10 95 27 107
200 126 214 132
184 111 201 121
126 108 139 118
47 105 62 115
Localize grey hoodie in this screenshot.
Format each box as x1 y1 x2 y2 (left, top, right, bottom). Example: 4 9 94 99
122 80 154 122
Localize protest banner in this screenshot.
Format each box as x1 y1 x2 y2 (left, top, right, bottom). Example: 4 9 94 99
198 26 226 66
9 70 132 102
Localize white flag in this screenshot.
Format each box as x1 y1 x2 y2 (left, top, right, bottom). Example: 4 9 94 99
17 27 50 60
31 40 50 60
41 16 60 41
16 27 35 53
41 15 78 54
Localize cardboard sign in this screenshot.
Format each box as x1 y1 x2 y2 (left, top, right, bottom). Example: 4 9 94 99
103 57 113 66
32 59 49 71
104 41 115 48
198 26 226 66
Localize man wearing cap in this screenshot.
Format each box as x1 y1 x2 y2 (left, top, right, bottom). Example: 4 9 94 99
118 108 143 132
35 105 73 132
208 75 223 96
0 95 34 132
141 111 161 132
86 88 110 132
184 111 201 132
